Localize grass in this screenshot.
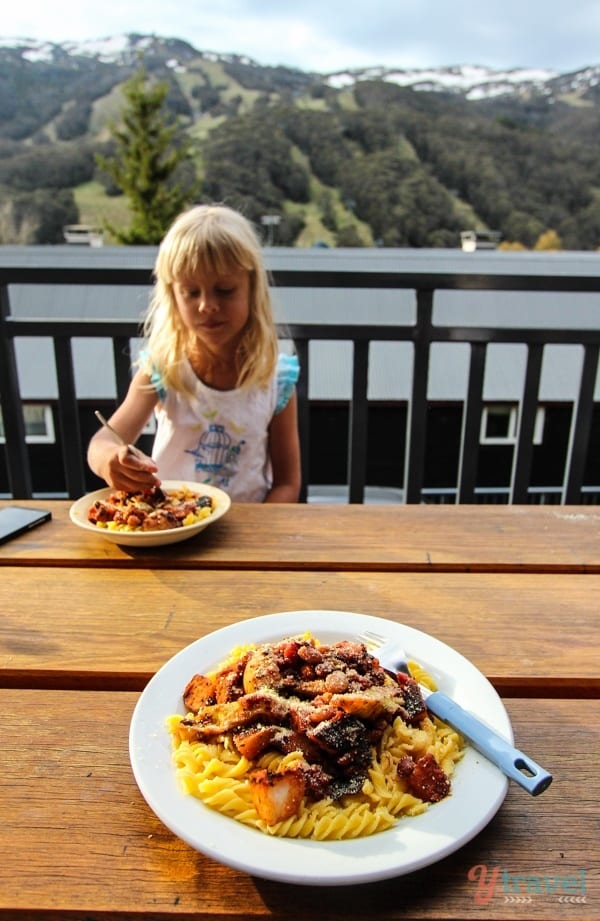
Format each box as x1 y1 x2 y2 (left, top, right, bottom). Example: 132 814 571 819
73 182 131 242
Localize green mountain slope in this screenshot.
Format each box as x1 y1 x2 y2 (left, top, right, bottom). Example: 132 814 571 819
0 35 599 248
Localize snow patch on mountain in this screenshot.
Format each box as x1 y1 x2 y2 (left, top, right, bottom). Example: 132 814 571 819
0 35 597 103
325 63 559 99
63 35 141 62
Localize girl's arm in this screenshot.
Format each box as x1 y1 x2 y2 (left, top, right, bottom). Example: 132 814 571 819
265 391 301 503
87 369 161 492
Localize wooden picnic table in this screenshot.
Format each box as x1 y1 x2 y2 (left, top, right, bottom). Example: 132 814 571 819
0 500 598 920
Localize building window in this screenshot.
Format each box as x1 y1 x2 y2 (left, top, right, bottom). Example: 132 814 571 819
480 405 545 445
0 404 55 444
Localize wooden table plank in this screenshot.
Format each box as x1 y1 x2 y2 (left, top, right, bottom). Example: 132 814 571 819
2 568 598 695
0 691 596 921
1 502 599 572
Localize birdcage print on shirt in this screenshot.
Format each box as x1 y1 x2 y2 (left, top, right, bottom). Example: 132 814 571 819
185 423 245 485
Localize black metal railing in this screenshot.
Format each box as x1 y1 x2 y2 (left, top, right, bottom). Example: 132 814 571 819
1 253 599 502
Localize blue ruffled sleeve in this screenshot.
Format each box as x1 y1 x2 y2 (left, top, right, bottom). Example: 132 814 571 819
275 353 300 414
138 348 166 401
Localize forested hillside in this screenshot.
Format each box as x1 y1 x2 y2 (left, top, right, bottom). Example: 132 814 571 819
1 35 599 248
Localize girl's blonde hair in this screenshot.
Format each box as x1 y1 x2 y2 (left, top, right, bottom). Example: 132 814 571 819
142 204 278 395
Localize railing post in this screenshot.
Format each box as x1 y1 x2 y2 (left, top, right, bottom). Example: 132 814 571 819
295 338 310 503
53 336 86 498
0 285 33 497
509 344 543 504
348 339 369 503
563 344 599 503
404 289 433 503
457 343 487 503
113 337 134 403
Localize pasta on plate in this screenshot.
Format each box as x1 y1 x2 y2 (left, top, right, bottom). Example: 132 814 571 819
167 635 464 840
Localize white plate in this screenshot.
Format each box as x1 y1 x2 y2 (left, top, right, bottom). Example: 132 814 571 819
129 611 513 886
129 610 510 886
69 480 231 547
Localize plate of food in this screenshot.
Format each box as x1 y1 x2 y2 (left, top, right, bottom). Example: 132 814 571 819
129 610 510 885
69 480 231 547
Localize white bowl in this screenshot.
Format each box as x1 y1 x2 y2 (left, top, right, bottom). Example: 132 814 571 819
69 480 231 547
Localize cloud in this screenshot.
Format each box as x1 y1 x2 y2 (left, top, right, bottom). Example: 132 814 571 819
2 0 599 72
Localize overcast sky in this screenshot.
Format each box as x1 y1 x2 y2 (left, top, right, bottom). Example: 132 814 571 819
3 0 599 74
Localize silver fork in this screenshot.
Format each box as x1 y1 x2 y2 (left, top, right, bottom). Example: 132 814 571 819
94 410 148 462
359 629 553 796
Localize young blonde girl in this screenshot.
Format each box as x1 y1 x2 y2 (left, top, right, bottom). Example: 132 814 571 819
87 205 301 502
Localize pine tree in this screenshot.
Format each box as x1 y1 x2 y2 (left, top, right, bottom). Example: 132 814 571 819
96 66 197 244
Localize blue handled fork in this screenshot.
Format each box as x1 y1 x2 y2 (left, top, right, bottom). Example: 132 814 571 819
360 630 553 796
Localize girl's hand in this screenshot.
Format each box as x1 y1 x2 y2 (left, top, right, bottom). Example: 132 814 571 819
102 444 160 493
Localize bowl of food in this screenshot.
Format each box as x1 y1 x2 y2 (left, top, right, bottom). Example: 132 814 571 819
129 610 511 885
69 480 231 547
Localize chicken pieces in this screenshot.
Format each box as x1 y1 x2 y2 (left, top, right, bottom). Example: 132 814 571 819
178 635 451 825
248 768 306 824
88 486 213 531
